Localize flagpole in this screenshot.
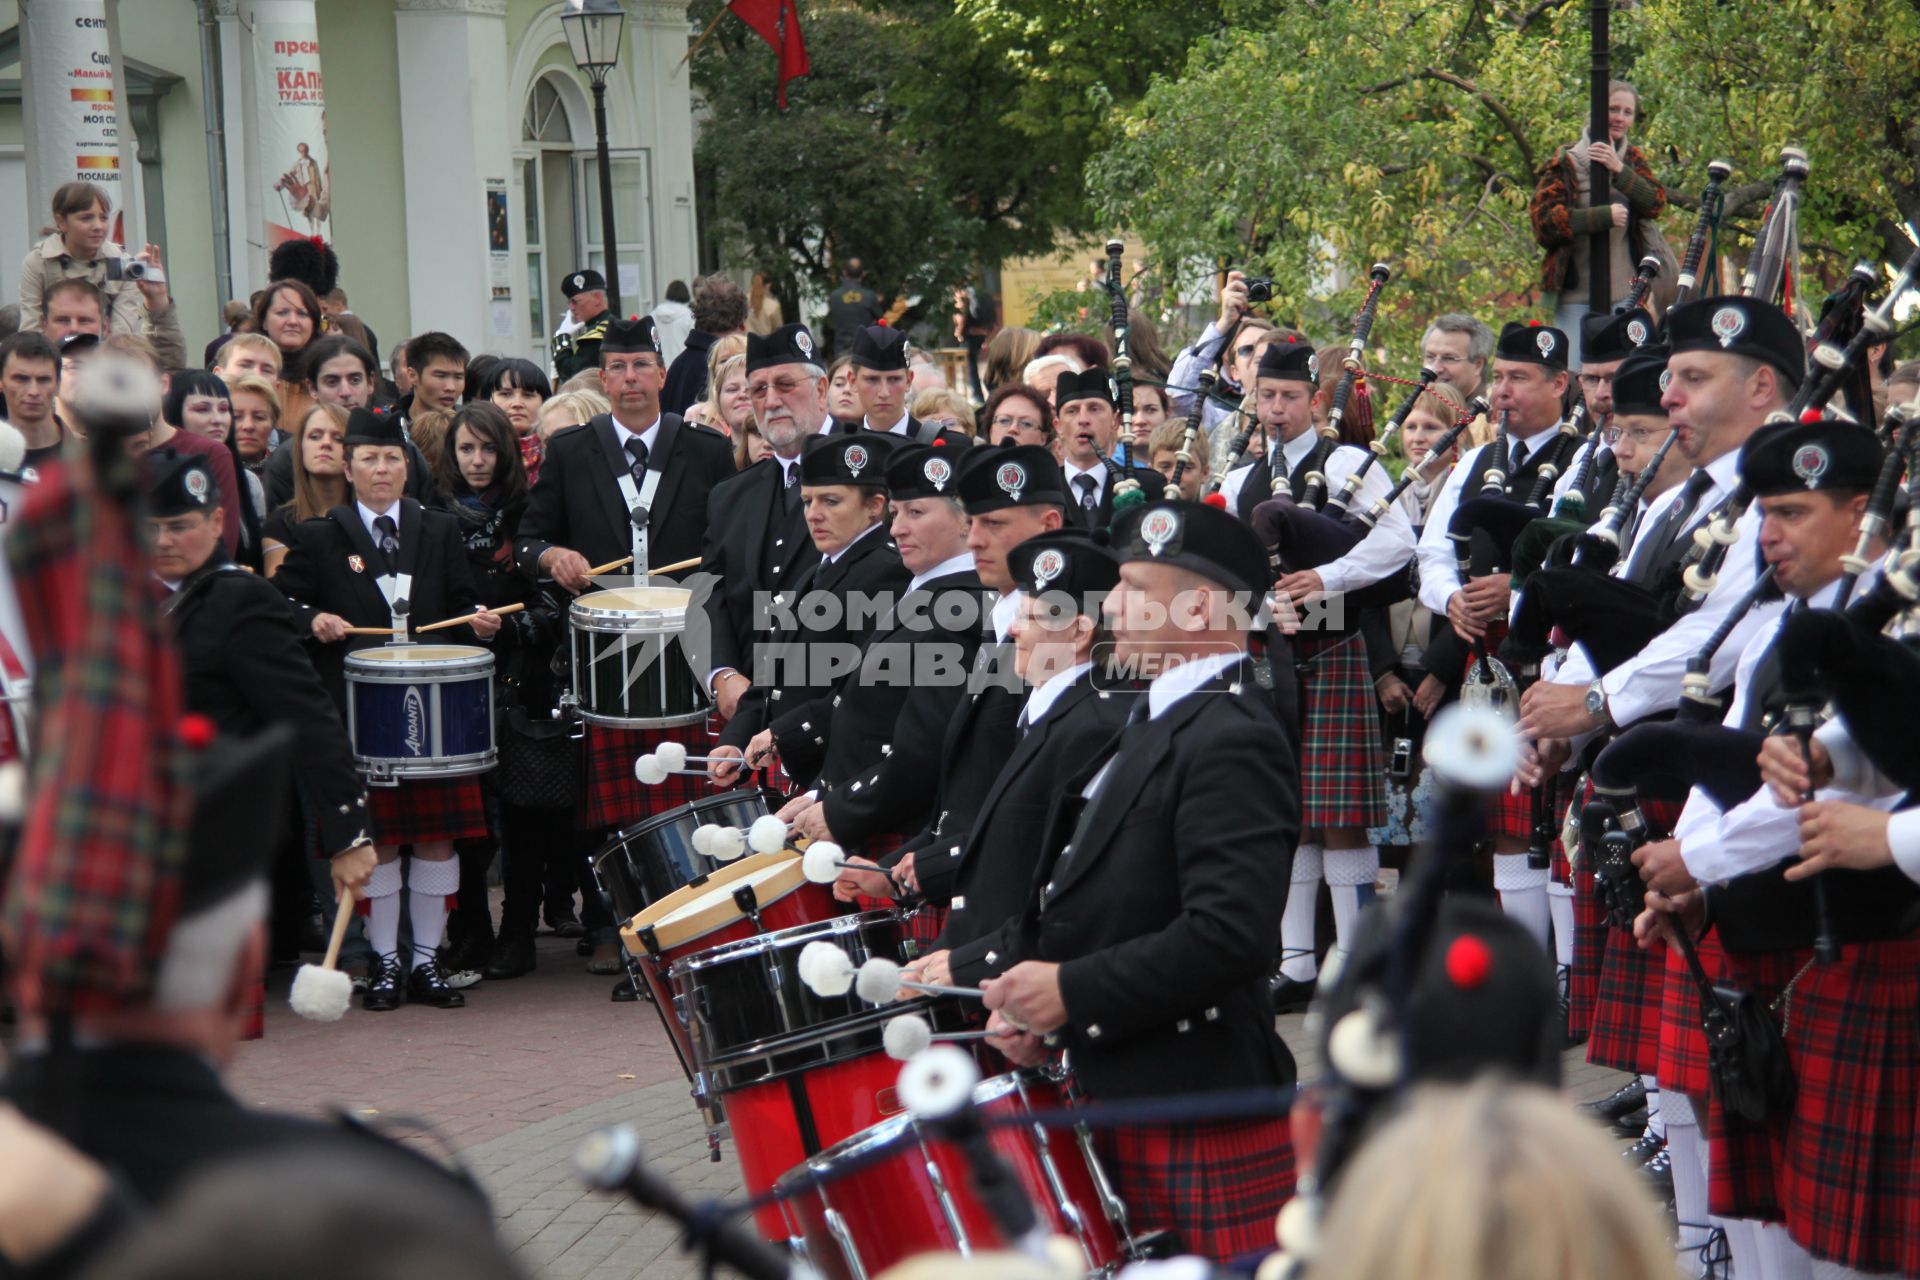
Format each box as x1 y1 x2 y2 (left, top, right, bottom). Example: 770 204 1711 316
677 5 730 71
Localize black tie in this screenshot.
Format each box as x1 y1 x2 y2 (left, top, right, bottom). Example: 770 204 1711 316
624 436 649 484
782 463 800 514
1626 469 1714 582
1510 440 1529 474
1074 473 1098 512
373 514 399 566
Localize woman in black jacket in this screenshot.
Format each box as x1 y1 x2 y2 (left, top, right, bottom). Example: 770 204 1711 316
435 402 573 980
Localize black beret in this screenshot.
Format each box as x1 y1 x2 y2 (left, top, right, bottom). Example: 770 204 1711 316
747 323 823 374
1666 295 1804 389
957 443 1070 514
848 325 909 372
800 432 893 488
601 314 660 356
1609 343 1671 418
344 406 404 448
886 439 974 501
561 268 607 298
1054 367 1118 410
1008 529 1119 618
1256 336 1319 384
1110 498 1271 603
1579 307 1654 365
1740 418 1882 497
1495 320 1571 371
144 447 222 517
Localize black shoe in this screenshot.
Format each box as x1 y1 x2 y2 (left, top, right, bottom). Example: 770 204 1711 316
1581 1078 1647 1122
1640 1146 1673 1198
440 933 491 975
1269 973 1317 1014
300 911 331 954
610 975 639 1002
1622 1131 1666 1165
546 907 584 938
484 933 537 980
406 957 466 1008
1611 1104 1650 1138
576 935 595 957
363 955 403 1012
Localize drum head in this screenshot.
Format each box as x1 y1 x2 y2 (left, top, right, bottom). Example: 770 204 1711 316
349 644 489 665
572 587 693 623
627 852 806 952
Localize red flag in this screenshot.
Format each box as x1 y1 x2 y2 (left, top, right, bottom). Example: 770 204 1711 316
727 0 809 108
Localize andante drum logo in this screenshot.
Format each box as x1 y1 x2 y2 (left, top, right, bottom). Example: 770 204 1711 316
403 686 428 757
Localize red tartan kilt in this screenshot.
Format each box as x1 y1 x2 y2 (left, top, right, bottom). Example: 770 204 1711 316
1774 937 1920 1274
1292 631 1386 830
1095 1114 1295 1263
1707 948 1808 1222
1569 858 1606 1035
1658 929 1726 1099
584 723 712 832
367 776 489 846
1489 780 1535 841
1587 927 1664 1075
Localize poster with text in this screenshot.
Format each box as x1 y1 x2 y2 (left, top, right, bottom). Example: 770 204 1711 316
253 0 332 249
26 0 128 243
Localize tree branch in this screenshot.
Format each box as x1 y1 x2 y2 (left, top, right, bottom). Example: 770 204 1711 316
1512 0 1574 32
1361 67 1537 175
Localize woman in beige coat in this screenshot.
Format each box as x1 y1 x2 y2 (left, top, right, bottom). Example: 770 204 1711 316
19 182 186 367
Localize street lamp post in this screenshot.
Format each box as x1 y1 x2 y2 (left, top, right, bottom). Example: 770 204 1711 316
562 0 628 318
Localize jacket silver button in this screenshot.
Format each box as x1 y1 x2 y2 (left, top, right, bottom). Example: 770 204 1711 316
1087 1024 1102 1039
952 895 966 909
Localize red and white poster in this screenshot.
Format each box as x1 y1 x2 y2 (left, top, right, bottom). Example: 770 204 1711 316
252 0 332 248
20 0 130 243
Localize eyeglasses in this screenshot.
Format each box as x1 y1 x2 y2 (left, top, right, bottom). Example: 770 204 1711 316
748 377 812 401
1578 373 1615 390
990 414 1041 432
923 417 961 431
603 359 661 377
1421 352 1469 367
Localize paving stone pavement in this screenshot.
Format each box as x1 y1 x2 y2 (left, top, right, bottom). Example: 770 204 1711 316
230 930 1631 1280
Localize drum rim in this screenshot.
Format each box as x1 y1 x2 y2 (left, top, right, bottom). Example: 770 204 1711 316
346 648 495 675
602 788 780 844
668 909 899 974
622 851 810 954
570 587 694 627
700 1001 961 1092
773 1069 1046 1188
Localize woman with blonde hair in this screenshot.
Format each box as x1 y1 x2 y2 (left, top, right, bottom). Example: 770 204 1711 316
1305 1079 1674 1280
537 388 611 442
686 335 750 435
262 402 349 576
909 387 975 438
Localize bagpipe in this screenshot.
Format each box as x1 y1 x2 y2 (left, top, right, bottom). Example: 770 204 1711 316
1297 264 1393 510
1102 238 1149 519
1672 159 1733 309
1168 368 1216 493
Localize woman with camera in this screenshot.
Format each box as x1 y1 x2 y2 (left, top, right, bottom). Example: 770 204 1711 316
18 182 185 367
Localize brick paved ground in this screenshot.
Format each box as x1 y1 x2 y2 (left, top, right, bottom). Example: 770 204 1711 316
229 929 1632 1280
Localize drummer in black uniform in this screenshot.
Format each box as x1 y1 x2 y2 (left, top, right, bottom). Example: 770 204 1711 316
908 528 1138 988
144 448 376 909
982 498 1301 1262
275 407 500 1012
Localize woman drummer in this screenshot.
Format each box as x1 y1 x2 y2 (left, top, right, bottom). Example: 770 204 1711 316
275 406 501 1012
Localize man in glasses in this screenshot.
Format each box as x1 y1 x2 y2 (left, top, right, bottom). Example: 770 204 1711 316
1555 308 1657 514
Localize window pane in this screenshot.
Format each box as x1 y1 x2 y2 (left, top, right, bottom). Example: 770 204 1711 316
581 157 645 244
522 157 540 245
527 252 545 339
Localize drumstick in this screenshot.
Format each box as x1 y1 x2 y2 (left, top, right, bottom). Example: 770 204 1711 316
416 602 527 634
288 890 358 1022
343 626 400 636
582 554 704 577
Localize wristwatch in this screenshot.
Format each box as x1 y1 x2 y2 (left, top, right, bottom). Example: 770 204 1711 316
1584 679 1613 727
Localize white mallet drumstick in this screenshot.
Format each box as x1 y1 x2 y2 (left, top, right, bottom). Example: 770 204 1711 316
882 1013 995 1061
855 956 985 1002
746 814 788 855
288 890 357 1022
798 940 857 996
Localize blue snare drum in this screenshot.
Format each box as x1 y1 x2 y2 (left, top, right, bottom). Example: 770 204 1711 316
345 644 496 785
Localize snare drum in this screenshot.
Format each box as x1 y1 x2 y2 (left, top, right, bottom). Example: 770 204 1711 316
622 852 841 1081
568 587 708 728
590 788 780 922
344 644 496 784
779 1070 1134 1279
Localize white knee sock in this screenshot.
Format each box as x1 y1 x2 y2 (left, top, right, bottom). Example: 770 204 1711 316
1547 880 1575 970
1642 1074 1665 1141
1279 844 1323 982
1760 1224 1812 1280
1492 853 1551 952
1666 1093 1711 1256
365 858 404 960
1322 846 1378 960
407 857 460 963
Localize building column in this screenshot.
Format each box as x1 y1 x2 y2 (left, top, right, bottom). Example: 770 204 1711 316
628 0 697 296
393 0 520 347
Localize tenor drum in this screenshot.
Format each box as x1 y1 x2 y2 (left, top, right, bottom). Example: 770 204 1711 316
344 644 496 785
589 788 781 923
778 1070 1135 1279
622 852 841 1081
568 587 708 728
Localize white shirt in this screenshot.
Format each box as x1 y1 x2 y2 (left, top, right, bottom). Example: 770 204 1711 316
1024 660 1092 726
907 551 975 595
1672 583 1837 884
1063 460 1106 510
610 413 661 465
357 499 402 545
1220 430 1415 595
991 589 1025 645
864 410 912 437
1551 449 1772 728
1815 719 1920 886
1167 320 1239 443
1415 424 1564 616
